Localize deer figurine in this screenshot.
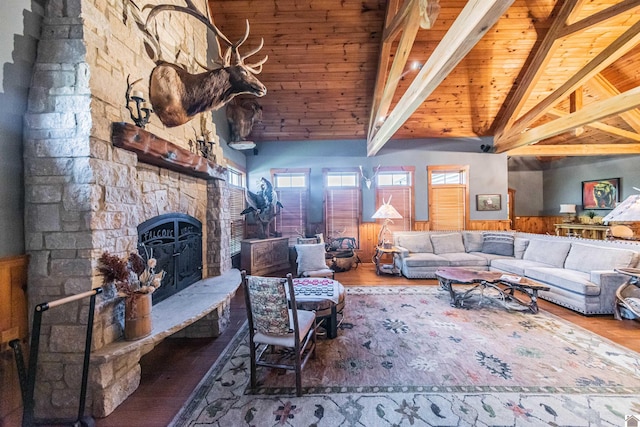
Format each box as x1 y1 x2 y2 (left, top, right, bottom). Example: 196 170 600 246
145 3 268 127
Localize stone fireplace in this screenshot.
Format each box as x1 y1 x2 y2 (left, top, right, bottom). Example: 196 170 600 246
22 0 237 420
138 212 203 304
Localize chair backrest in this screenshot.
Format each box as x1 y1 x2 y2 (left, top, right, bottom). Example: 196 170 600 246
610 225 634 239
297 237 319 244
244 274 292 335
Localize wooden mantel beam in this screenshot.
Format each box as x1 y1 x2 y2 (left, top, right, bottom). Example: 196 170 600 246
111 122 227 181
367 0 515 156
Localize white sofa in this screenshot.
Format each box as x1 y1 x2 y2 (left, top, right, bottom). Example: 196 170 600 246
393 231 640 315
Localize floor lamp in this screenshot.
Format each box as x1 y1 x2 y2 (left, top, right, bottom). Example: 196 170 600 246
372 196 402 247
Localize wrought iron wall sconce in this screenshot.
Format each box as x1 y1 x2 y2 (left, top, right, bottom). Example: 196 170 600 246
125 75 153 129
189 131 216 161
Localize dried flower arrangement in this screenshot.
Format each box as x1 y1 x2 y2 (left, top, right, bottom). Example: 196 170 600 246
97 247 165 297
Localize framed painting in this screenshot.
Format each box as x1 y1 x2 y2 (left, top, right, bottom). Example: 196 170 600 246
582 178 620 209
477 194 501 211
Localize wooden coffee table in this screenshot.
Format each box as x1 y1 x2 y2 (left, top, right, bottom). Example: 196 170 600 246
435 267 550 313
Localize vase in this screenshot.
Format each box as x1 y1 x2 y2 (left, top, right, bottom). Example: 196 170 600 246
124 292 152 340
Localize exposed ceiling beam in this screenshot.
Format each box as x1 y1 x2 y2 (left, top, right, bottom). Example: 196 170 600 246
590 73 640 133
493 0 581 138
368 0 421 140
367 0 403 138
560 0 640 38
367 0 515 156
495 86 640 152
548 108 640 141
495 19 640 149
506 143 640 157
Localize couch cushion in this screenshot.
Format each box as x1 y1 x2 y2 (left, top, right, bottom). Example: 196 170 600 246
482 232 514 256
470 252 513 262
490 258 552 276
523 239 571 268
395 233 433 253
564 243 637 274
462 232 484 252
514 238 529 259
431 233 465 254
402 253 450 267
438 253 488 267
525 267 599 296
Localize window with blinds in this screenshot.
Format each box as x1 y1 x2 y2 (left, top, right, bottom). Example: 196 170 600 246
227 166 246 256
375 169 414 234
324 170 360 243
273 170 309 245
428 166 469 230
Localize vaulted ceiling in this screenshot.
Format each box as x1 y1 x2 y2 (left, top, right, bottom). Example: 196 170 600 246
210 0 640 158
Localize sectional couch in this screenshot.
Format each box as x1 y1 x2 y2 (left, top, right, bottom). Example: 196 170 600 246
392 230 640 315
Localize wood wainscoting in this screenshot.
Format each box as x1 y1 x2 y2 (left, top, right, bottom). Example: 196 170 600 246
0 254 29 427
514 216 566 235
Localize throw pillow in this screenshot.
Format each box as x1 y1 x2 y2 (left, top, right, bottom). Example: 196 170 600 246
514 238 529 259
462 232 484 252
431 233 465 254
295 243 328 276
482 232 515 256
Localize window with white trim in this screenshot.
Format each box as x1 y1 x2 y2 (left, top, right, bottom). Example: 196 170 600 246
273 169 309 244
324 170 360 244
375 168 414 234
227 166 246 256
428 165 469 230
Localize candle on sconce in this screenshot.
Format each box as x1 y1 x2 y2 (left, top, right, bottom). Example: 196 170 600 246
141 102 152 111
131 90 144 100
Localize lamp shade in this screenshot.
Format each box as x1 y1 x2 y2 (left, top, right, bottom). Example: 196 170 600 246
559 204 576 214
602 195 640 222
372 197 402 219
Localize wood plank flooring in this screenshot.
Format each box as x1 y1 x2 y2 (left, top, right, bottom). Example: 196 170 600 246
95 264 640 427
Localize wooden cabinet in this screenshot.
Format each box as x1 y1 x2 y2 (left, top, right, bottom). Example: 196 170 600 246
241 237 290 275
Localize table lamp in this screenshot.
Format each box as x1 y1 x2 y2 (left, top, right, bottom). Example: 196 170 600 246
559 204 576 223
372 196 402 247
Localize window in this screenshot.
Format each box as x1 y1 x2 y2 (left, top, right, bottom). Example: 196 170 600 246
227 167 244 187
324 170 360 243
273 169 309 244
428 165 469 230
375 168 414 234
227 166 246 256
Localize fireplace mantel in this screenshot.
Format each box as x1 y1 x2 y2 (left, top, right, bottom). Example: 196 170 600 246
111 122 227 181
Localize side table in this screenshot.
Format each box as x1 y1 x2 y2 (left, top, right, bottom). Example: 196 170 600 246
373 245 401 276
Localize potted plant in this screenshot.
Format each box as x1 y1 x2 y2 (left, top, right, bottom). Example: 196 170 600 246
97 248 165 340
586 210 596 224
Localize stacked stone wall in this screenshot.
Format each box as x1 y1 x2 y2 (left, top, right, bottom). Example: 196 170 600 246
23 0 227 419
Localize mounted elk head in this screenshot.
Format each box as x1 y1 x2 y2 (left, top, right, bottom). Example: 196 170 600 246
226 97 263 142
145 3 267 127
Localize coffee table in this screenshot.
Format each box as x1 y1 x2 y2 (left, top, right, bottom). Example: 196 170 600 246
435 267 550 313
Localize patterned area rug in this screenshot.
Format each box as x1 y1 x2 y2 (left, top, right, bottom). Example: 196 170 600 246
171 286 640 426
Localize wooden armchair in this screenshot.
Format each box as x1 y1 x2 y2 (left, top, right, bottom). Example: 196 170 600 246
241 271 317 396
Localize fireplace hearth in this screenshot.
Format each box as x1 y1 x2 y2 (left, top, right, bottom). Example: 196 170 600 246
138 213 203 304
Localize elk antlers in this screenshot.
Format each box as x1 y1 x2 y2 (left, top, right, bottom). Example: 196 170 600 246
143 1 268 128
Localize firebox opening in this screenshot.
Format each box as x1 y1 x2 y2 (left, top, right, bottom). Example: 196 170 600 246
137 213 203 304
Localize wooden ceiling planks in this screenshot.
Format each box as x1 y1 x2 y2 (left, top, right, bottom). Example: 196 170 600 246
208 0 640 157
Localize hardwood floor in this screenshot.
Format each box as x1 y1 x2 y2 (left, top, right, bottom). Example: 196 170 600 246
94 263 640 427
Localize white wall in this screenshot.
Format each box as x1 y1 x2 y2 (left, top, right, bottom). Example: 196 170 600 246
0 0 43 256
